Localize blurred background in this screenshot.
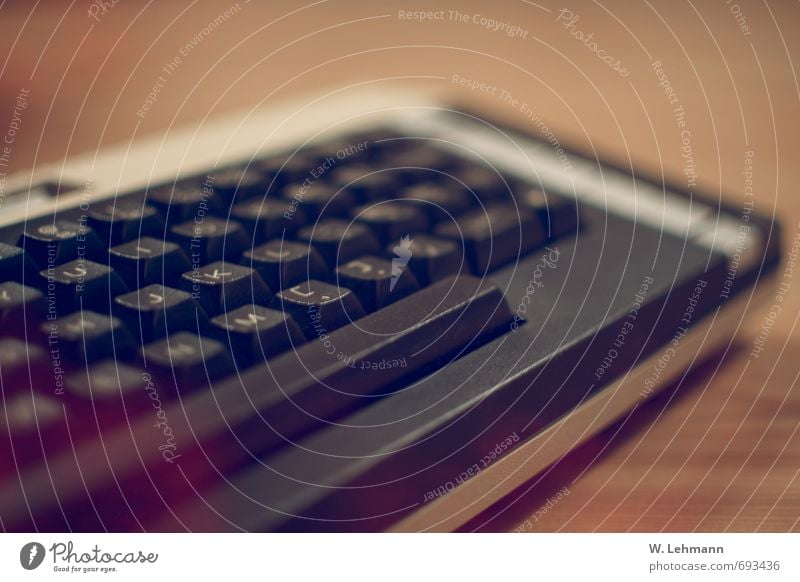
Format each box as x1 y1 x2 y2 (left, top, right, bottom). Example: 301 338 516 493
0 0 798 531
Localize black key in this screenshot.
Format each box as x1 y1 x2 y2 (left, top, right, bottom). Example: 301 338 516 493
351 202 428 244
42 311 135 362
385 234 463 287
147 183 218 225
386 146 457 183
0 282 44 330
280 152 322 179
87 200 164 245
366 128 406 140
0 339 45 396
109 237 192 288
451 165 511 202
335 256 418 312
356 129 407 159
211 167 266 205
38 259 127 314
0 242 39 284
296 219 380 267
518 187 579 239
230 198 306 241
209 304 305 366
19 220 104 266
65 359 144 401
0 393 65 468
64 360 149 421
331 165 396 202
242 240 328 291
258 152 318 186
114 284 206 342
274 279 364 338
280 181 356 219
434 203 545 272
169 217 249 263
304 137 369 161
400 183 473 222
180 262 271 316
141 332 233 387
385 144 455 166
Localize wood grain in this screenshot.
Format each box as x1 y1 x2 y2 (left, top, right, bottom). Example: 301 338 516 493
0 0 797 531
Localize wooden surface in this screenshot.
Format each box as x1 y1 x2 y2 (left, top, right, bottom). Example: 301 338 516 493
0 0 797 532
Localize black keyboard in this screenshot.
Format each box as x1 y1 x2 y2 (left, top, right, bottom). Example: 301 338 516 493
0 110 779 532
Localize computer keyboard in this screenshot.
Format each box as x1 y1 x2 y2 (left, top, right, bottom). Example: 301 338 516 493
0 91 779 532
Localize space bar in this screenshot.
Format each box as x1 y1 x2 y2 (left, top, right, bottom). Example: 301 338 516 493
1 275 513 529
200 273 514 456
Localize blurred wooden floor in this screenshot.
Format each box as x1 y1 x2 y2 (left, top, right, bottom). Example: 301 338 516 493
0 0 797 532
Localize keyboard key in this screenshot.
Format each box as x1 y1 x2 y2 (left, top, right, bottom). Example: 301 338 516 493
242 240 328 291
211 167 266 204
386 146 457 183
258 152 318 185
356 130 407 158
109 237 192 288
38 259 127 314
19 220 104 266
180 262 271 316
518 187 579 239
400 183 473 222
209 304 305 366
0 393 65 468
351 202 429 244
0 282 44 330
331 165 396 202
385 144 455 165
296 219 380 267
0 339 45 396
147 183 218 225
141 332 233 387
451 165 511 202
42 311 135 362
65 359 143 400
281 181 356 219
0 338 43 374
87 200 164 245
114 284 207 342
0 242 40 284
230 198 306 241
64 360 148 421
274 280 365 338
335 256 419 312
434 203 545 272
170 217 249 263
304 138 369 162
385 234 463 287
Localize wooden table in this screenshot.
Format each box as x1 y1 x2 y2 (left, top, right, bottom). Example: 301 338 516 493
0 0 797 532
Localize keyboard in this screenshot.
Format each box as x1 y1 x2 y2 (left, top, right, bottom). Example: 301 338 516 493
0 88 780 532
